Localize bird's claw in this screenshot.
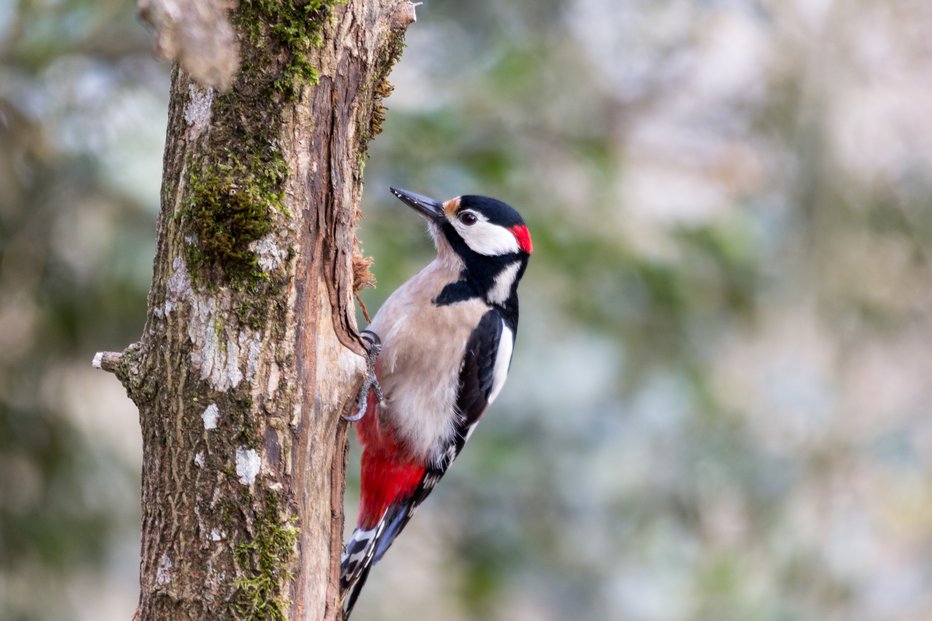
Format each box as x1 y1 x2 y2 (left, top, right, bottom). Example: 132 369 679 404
343 331 384 422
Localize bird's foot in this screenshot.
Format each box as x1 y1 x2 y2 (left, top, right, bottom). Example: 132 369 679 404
343 330 384 422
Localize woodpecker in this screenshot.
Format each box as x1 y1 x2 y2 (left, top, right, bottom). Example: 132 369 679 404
340 187 533 617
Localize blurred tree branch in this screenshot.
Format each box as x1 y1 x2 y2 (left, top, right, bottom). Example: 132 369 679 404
137 0 240 91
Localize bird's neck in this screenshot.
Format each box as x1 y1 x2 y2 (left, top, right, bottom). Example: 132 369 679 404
433 255 525 328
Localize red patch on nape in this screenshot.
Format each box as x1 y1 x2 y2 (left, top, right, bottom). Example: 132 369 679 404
510 224 534 254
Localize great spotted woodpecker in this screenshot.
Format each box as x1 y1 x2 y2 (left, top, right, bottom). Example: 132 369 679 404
340 187 533 617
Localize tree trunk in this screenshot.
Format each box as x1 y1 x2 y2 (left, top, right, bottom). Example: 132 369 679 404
95 2 414 619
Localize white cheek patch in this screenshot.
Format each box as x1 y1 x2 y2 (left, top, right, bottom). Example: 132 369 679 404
456 220 521 256
488 324 514 404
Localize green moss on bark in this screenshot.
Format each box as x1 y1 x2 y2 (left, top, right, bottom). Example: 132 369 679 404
183 0 341 295
237 0 344 98
234 493 300 621
186 157 284 287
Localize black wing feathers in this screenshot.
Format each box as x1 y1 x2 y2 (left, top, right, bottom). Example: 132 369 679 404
453 310 502 454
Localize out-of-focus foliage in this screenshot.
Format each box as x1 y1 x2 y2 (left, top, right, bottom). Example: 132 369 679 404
3 0 932 620
353 1 932 621
0 1 163 619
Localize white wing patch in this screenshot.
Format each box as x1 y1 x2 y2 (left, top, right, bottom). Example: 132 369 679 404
488 323 514 404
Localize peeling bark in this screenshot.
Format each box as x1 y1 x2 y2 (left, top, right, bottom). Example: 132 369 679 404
96 2 415 620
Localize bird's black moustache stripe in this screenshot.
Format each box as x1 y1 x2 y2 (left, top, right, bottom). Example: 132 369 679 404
433 262 524 334
433 280 476 306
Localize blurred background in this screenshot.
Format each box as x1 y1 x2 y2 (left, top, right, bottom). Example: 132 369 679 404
2 0 932 620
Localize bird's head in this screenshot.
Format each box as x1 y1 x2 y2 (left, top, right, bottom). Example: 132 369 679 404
390 187 533 268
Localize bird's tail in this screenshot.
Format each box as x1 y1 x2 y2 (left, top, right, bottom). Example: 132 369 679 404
341 522 380 591
341 523 379 620
342 562 373 620
340 501 416 619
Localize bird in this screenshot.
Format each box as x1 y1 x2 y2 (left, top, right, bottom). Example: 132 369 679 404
340 187 533 618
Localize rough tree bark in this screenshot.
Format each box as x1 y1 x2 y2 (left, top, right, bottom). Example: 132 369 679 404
94 1 416 619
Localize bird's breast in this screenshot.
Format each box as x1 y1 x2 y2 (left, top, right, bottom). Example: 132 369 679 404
366 263 491 463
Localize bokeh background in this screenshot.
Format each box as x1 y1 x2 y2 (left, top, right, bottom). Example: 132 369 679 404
2 1 932 620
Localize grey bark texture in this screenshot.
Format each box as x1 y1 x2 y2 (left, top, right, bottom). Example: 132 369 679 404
96 2 415 619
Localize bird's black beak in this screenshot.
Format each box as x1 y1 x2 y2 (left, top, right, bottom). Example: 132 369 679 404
390 187 445 223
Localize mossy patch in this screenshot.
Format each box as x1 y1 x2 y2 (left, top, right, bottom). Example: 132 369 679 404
236 0 344 98
182 0 340 320
185 156 284 287
234 492 299 620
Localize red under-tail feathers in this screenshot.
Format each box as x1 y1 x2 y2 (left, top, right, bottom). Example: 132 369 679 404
341 367 428 618
354 360 425 528
358 449 424 529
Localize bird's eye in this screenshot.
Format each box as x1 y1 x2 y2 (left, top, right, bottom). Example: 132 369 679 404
459 212 478 226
